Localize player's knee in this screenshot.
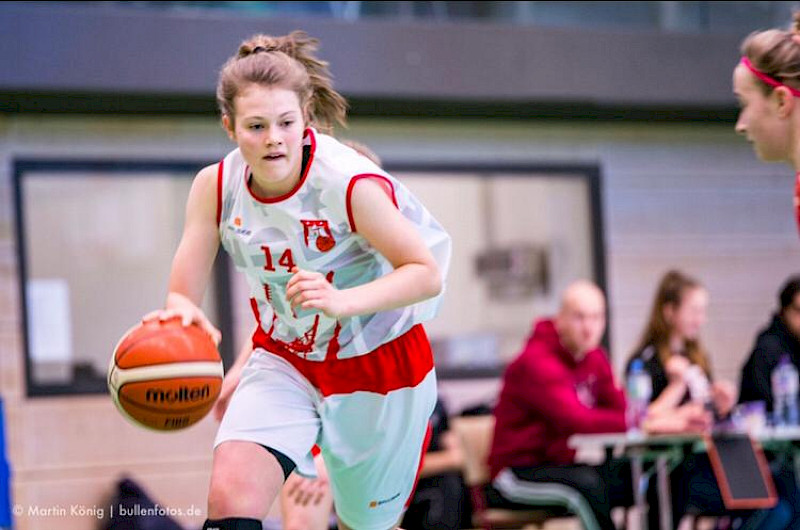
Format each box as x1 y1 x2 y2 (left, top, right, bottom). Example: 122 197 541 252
207 465 270 519
208 442 286 518
207 484 268 520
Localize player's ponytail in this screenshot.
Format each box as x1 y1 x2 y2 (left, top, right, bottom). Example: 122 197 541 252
217 31 348 133
277 31 348 132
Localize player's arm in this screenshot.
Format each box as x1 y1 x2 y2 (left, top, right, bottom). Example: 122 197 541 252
286 178 442 318
145 164 221 343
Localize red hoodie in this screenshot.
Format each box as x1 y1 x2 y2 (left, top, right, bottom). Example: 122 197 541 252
488 319 626 479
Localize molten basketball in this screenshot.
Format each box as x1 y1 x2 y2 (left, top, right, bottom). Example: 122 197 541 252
107 318 223 431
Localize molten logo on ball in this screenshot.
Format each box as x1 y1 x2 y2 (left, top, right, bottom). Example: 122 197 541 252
145 384 210 404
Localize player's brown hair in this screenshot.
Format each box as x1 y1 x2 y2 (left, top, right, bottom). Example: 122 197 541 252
217 31 348 133
740 12 800 94
631 270 712 376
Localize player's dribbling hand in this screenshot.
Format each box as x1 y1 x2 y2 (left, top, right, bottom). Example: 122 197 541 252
142 292 222 345
286 267 348 318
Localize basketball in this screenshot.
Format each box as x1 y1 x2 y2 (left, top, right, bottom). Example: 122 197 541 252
107 317 224 431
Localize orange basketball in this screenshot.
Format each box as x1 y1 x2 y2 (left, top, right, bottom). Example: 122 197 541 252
107 317 223 431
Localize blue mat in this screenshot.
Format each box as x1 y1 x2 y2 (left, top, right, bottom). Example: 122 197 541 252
0 397 11 529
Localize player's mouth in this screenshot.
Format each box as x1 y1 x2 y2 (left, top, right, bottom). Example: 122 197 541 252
263 153 285 161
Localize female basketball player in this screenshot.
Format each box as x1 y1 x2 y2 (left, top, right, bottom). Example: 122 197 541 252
146 31 451 530
734 12 800 234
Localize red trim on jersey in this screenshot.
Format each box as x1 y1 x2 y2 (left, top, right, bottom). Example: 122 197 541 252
251 322 433 397
245 128 317 204
405 422 433 508
216 159 224 227
346 174 399 233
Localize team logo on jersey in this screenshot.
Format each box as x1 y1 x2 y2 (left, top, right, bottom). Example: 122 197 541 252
301 219 336 252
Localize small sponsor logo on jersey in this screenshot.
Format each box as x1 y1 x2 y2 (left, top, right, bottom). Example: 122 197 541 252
301 219 335 252
227 218 252 236
368 491 401 508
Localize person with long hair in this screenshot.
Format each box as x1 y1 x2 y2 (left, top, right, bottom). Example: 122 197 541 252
145 31 451 530
627 270 735 424
734 12 800 237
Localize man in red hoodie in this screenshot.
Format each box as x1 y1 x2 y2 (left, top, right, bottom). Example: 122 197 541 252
488 280 631 530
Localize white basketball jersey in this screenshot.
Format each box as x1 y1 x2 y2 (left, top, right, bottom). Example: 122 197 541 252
218 128 451 361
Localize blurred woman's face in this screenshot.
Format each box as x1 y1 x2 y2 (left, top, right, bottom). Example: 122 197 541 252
665 287 708 342
733 64 792 163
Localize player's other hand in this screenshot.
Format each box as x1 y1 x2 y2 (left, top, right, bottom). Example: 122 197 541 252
286 267 349 318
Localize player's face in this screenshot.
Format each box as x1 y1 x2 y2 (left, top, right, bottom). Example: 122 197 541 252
226 84 306 197
667 287 708 342
734 64 791 163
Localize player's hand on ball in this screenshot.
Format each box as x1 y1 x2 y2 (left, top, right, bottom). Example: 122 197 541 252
286 267 348 318
143 292 221 345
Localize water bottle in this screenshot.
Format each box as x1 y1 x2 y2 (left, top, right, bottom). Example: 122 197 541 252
771 355 799 428
626 359 652 435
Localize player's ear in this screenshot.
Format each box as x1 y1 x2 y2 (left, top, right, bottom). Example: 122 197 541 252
774 86 796 118
221 115 236 141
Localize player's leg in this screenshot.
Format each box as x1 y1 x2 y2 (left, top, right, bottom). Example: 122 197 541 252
322 371 436 530
206 441 287 520
206 351 322 530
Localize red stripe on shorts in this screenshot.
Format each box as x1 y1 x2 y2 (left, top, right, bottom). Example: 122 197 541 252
405 421 433 508
251 320 434 397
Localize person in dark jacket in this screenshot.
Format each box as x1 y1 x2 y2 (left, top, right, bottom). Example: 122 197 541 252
739 275 800 411
488 280 631 530
738 275 800 530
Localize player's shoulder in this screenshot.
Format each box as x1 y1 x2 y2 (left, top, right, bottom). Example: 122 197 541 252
192 163 219 189
197 162 219 179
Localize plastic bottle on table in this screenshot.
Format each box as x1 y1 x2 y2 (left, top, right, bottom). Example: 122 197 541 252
626 359 652 435
771 354 799 428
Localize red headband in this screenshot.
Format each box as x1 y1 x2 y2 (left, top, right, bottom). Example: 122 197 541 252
740 56 800 97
